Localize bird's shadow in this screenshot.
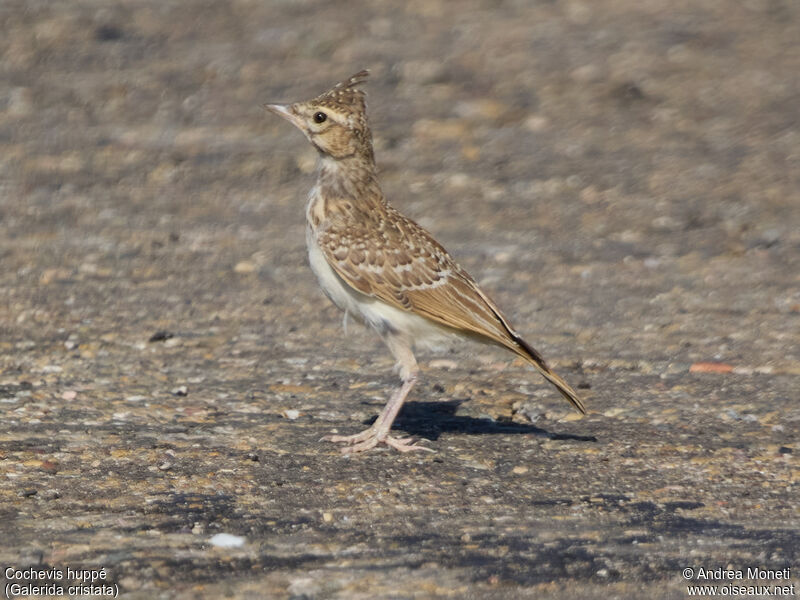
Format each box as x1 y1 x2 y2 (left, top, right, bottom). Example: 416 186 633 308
362 399 597 443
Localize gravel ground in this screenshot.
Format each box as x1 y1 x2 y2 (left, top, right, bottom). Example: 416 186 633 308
1 0 798 598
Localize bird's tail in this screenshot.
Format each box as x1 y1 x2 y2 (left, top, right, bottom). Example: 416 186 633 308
511 335 586 414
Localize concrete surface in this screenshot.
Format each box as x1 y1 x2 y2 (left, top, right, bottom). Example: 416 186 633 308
1 0 798 598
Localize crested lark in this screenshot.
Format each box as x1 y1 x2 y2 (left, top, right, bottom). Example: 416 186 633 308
266 70 585 454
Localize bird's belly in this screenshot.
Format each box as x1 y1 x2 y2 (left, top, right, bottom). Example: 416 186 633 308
306 231 457 350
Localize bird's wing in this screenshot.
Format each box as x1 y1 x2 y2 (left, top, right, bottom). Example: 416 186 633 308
317 207 519 349
317 207 586 414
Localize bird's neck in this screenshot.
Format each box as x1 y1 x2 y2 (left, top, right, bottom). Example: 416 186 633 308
317 155 384 209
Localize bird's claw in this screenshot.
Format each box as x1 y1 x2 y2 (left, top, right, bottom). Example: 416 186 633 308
322 430 433 454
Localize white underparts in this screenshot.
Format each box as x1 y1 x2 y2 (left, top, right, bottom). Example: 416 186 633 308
305 223 457 353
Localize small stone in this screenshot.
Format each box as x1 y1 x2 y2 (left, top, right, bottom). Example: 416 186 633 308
125 395 147 402
512 466 528 475
596 568 610 578
148 330 174 343
690 362 734 374
288 577 321 597
171 386 188 396
40 461 59 474
61 390 77 401
322 512 334 523
234 260 256 274
282 409 301 420
429 359 458 370
561 412 585 422
209 533 245 548
524 115 549 132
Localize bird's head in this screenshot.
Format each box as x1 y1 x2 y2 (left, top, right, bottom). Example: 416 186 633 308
265 70 374 163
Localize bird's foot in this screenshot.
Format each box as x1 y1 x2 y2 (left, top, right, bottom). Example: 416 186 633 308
321 427 376 445
322 429 433 454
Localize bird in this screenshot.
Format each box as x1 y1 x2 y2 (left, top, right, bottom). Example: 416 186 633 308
265 70 585 453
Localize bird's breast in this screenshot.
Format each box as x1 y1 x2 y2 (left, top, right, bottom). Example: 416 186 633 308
304 225 458 351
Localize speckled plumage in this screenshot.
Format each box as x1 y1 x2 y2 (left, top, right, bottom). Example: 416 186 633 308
266 70 584 453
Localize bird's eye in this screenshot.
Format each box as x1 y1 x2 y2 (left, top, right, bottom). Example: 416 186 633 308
313 111 327 124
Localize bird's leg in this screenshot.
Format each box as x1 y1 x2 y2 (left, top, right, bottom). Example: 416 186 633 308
319 379 412 447
322 334 432 453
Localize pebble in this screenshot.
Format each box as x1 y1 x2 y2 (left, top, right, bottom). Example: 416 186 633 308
429 359 458 370
234 260 256 274
689 362 734 374
524 115 549 132
288 577 321 597
148 331 174 343
282 409 301 420
209 533 245 548
171 386 188 396
561 412 585 422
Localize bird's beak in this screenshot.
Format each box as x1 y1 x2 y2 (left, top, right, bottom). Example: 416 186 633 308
263 103 305 130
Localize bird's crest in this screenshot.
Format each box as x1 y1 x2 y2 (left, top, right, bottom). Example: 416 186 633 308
311 70 369 116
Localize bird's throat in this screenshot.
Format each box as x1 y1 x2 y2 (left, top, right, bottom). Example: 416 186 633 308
316 156 384 216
